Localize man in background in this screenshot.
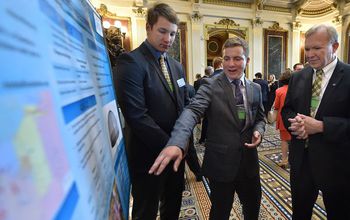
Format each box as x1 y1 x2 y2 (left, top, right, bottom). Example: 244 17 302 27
282 24 350 219
114 3 188 219
193 73 202 92
293 62 304 72
204 65 214 78
253 72 269 115
211 56 224 77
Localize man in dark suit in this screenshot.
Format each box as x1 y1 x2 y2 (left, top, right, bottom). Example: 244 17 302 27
282 24 350 220
210 56 223 77
150 36 266 220
114 3 188 219
193 73 202 92
253 72 269 115
293 62 304 72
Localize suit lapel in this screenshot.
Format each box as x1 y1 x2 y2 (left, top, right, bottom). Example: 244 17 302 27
245 79 254 108
316 61 344 118
140 44 176 102
300 67 314 115
243 79 254 131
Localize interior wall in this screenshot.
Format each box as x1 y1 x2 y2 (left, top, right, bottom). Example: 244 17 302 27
92 0 350 83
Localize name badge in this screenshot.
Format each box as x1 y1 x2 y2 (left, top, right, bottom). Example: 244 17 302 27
177 78 185 87
311 96 320 111
237 105 246 120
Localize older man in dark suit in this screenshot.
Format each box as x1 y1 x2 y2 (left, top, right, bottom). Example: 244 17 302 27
282 24 350 220
150 36 266 220
114 3 188 219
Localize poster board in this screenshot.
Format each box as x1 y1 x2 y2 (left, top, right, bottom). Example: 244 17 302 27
0 0 130 219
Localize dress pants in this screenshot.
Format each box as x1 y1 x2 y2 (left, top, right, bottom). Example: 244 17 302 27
290 149 350 220
198 116 208 143
131 161 185 220
185 135 202 176
208 165 261 220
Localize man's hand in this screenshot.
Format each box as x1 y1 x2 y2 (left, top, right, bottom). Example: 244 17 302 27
297 113 324 135
245 131 262 148
288 114 308 139
148 146 183 175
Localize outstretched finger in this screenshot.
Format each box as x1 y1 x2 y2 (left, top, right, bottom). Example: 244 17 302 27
148 154 167 175
155 156 171 175
173 155 182 172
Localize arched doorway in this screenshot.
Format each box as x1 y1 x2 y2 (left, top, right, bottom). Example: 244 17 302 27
205 18 247 67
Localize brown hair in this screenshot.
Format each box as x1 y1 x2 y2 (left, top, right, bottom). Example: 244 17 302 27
279 69 292 86
222 36 249 57
212 57 223 69
293 63 303 71
147 3 179 27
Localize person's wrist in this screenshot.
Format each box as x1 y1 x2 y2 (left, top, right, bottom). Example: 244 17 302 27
317 120 324 133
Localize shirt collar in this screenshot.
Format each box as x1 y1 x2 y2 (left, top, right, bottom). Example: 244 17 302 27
227 74 246 87
313 57 337 77
144 40 165 60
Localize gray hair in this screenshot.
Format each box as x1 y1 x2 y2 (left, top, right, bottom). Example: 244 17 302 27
222 36 249 57
204 66 214 76
305 24 338 44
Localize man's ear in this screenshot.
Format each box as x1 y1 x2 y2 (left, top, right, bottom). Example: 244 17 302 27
332 42 339 53
246 57 250 64
146 23 151 32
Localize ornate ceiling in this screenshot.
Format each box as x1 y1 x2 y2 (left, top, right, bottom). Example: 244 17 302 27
213 0 341 16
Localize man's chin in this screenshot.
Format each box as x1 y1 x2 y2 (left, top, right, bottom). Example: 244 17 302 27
161 48 169 52
309 63 320 69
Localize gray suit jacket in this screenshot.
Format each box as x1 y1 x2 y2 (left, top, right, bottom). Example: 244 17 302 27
168 73 266 182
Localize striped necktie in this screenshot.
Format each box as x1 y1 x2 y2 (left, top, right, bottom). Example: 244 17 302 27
232 79 243 105
159 55 173 92
310 69 323 117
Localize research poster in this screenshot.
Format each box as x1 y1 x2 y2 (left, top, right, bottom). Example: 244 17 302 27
0 0 130 219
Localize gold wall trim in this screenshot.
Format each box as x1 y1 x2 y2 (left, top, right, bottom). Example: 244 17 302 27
215 18 240 27
267 22 287 32
204 24 247 40
263 5 290 13
298 6 335 16
203 0 251 8
97 4 117 18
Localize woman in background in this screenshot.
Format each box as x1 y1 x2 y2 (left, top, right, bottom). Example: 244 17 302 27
274 70 292 167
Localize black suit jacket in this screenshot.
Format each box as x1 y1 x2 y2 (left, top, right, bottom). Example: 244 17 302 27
114 42 188 175
168 73 266 182
193 79 201 92
253 79 269 103
281 61 350 188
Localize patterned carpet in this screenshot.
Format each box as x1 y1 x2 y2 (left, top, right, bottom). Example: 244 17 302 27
179 123 327 220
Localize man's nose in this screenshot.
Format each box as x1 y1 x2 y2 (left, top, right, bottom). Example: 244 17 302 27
163 33 171 42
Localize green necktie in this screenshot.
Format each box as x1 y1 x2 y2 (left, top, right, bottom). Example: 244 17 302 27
310 69 323 117
159 55 173 92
